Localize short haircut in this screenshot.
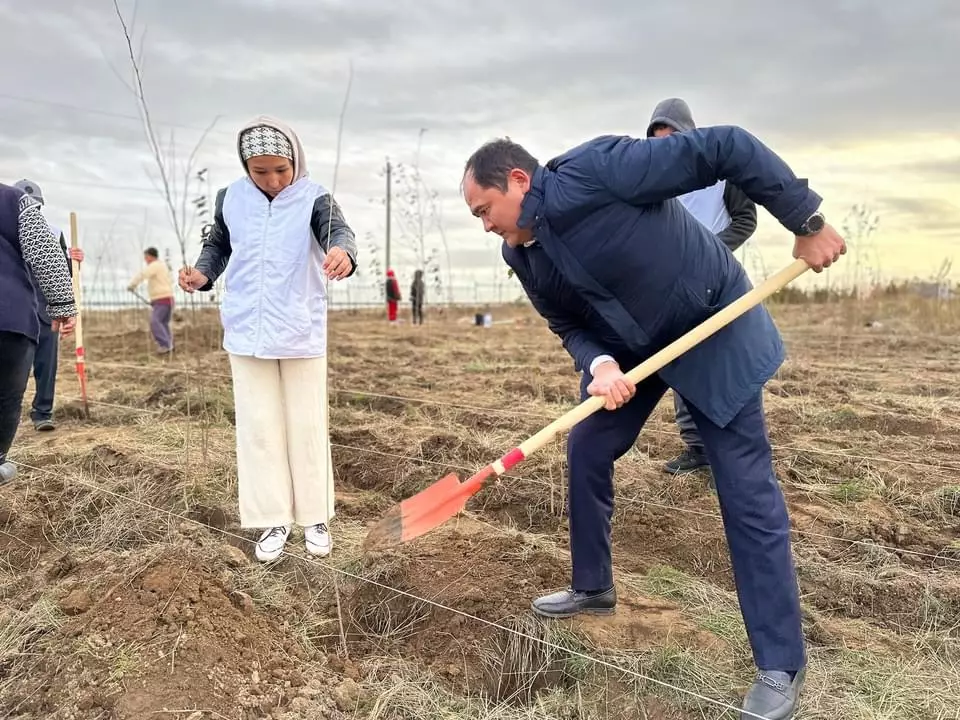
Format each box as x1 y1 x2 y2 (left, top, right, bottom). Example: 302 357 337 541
463 137 538 192
144 247 159 258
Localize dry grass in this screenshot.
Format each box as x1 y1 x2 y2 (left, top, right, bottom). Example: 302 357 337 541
0 295 958 718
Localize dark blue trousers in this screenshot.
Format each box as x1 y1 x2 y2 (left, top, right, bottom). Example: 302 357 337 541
0 332 35 462
566 369 806 672
30 321 59 423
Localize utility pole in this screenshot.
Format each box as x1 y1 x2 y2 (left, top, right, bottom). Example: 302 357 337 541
385 157 392 272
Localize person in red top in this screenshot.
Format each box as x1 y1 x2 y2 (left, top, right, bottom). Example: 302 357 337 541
385 269 401 323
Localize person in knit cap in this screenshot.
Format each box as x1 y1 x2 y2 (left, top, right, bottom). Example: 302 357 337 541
646 98 758 478
12 179 85 431
178 116 358 562
0 181 77 484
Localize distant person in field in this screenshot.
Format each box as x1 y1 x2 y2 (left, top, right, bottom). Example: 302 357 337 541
410 269 425 325
128 247 175 355
385 268 401 323
177 115 358 562
645 99 758 477
0 182 77 485
13 179 85 432
461 129 844 720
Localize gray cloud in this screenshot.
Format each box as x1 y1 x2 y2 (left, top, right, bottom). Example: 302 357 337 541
876 197 960 236
899 157 960 180
0 0 957 290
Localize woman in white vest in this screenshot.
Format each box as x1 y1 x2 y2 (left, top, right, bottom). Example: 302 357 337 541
178 116 358 562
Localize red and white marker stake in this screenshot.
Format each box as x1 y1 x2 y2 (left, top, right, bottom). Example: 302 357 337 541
69 212 89 418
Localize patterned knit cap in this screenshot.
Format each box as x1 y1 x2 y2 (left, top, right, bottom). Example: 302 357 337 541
239 125 294 162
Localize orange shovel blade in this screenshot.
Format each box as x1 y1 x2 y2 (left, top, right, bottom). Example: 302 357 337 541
363 466 494 550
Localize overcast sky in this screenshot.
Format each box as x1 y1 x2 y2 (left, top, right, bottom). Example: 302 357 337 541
1 0 957 301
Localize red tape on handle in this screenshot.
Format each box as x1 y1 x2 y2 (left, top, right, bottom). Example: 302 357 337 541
500 447 525 471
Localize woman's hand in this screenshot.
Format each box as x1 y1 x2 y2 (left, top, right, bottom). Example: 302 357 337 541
323 247 353 280
52 315 77 336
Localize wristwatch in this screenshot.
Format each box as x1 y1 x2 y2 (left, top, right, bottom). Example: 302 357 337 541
798 211 826 236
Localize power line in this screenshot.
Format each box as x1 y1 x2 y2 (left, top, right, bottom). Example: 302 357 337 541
0 92 233 136
0 93 230 196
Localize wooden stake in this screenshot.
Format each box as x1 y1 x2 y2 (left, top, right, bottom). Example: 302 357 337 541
69 212 89 418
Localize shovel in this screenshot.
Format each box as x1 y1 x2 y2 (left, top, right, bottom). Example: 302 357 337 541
129 288 152 306
363 258 810 550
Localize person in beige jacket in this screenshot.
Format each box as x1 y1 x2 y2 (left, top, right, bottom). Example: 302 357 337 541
128 247 175 354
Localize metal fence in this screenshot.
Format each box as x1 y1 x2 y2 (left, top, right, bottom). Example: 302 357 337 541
77 279 528 311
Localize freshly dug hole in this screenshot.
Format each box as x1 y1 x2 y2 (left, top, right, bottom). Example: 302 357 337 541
345 556 431 645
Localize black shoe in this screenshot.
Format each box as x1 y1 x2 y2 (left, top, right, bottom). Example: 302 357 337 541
663 447 710 474
0 461 16 485
531 587 616 619
33 419 56 432
741 667 806 719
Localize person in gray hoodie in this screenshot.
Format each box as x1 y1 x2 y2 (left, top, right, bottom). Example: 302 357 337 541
646 97 758 478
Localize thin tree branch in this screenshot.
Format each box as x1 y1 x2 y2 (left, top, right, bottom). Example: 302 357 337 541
111 0 217 268
113 0 182 259
180 116 221 245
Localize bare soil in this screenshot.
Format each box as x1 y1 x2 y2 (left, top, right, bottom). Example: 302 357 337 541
2 296 959 719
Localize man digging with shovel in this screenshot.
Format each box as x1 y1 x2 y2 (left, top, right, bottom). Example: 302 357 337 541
459 127 845 720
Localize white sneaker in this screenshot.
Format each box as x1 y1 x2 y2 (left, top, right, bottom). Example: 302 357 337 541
304 523 332 557
0 462 16 485
255 525 291 562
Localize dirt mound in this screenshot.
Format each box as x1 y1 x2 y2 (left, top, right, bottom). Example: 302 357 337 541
4 550 346 719
344 521 569 689
81 443 183 485
332 438 431 495
345 519 716 704
798 560 960 632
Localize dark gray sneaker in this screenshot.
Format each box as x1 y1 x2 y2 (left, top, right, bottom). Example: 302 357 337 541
663 446 710 474
0 461 17 486
34 419 56 432
531 587 616 619
741 668 805 720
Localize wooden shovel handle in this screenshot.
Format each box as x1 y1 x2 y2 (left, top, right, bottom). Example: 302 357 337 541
69 212 85 349
516 258 810 459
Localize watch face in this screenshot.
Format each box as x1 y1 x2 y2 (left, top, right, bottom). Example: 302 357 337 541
806 213 825 234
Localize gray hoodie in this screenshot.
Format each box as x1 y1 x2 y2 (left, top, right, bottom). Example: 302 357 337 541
646 98 757 252
646 97 697 135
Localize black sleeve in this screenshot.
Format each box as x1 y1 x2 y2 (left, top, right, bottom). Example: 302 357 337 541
59 231 73 279
193 188 231 291
310 194 358 278
717 182 758 252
